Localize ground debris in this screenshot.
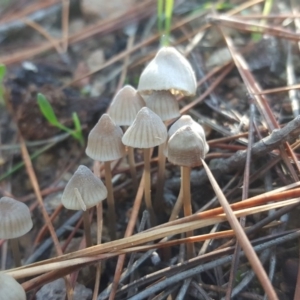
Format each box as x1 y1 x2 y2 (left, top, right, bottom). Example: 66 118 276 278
36 278 92 300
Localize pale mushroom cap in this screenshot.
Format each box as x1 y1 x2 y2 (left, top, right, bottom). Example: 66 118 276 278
0 197 33 239
108 85 145 126
142 90 180 121
137 47 197 96
86 114 125 161
0 273 26 300
62 165 108 210
167 125 207 167
164 115 209 157
122 107 167 148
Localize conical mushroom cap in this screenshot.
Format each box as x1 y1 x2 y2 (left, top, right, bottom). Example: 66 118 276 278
62 165 107 210
167 125 207 167
108 85 145 126
86 114 125 161
122 107 167 148
138 47 197 96
142 90 180 121
0 273 26 300
164 115 209 157
0 197 33 239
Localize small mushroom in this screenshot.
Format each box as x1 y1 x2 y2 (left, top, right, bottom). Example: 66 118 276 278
86 114 125 240
167 125 208 258
107 86 145 192
141 90 180 122
141 90 181 213
62 165 107 246
138 47 197 96
0 197 33 267
108 85 145 126
122 107 167 225
0 273 26 300
166 115 209 156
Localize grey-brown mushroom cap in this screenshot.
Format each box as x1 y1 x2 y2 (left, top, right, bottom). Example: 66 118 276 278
86 114 125 162
62 165 108 210
108 85 145 126
0 197 33 239
0 273 26 300
167 125 207 168
137 47 197 96
142 90 180 121
164 115 209 157
122 107 167 149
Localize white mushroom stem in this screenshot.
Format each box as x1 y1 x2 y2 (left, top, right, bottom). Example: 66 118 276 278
144 148 156 226
74 188 92 247
11 238 21 267
181 166 195 258
104 161 117 240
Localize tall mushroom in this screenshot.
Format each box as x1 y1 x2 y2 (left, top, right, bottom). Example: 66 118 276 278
138 47 197 213
0 197 33 267
62 165 108 247
122 107 167 226
107 85 145 192
167 125 208 258
166 115 209 221
138 47 197 96
86 114 125 240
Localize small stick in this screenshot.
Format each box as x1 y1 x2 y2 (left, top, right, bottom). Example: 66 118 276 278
74 188 92 247
144 148 156 226
104 161 117 240
127 147 138 192
181 166 195 259
11 238 22 267
82 211 92 248
201 158 278 300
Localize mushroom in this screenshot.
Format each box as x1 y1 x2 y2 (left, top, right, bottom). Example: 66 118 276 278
137 47 197 96
141 90 181 213
122 107 167 225
167 125 208 258
141 90 180 122
0 197 33 267
86 114 125 240
108 85 145 126
0 273 26 300
166 115 208 221
138 47 197 215
61 165 108 246
108 85 145 192
165 115 209 157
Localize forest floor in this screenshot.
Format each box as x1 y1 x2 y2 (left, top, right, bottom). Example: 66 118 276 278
1 0 300 299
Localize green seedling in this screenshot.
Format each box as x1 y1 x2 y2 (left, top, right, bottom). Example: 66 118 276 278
37 93 84 145
252 0 273 42
0 64 6 104
157 0 174 46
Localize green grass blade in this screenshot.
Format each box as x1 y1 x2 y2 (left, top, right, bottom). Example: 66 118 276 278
0 64 6 81
157 0 164 34
162 0 174 46
252 0 273 41
37 93 60 126
0 64 6 104
72 112 84 145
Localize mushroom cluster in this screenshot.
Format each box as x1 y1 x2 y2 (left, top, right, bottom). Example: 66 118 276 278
60 47 208 249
